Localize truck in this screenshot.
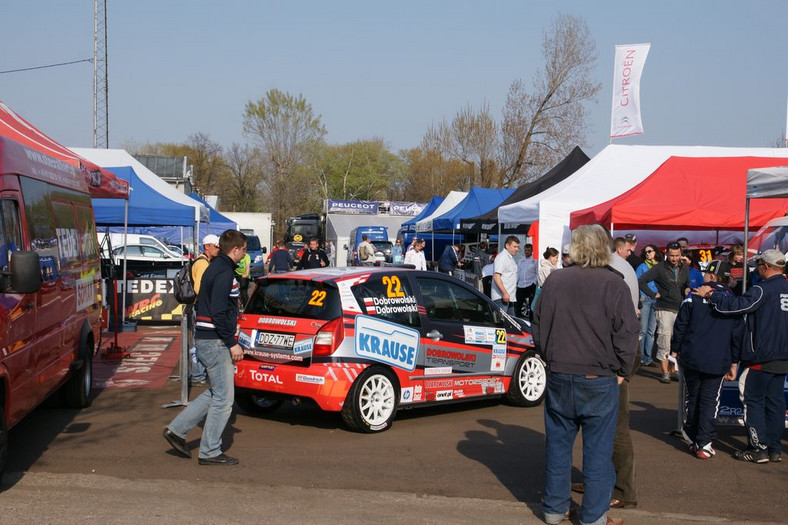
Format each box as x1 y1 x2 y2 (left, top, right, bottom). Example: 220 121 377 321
221 212 273 277
285 213 324 262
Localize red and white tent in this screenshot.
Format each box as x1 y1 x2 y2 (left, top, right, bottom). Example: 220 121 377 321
570 156 788 232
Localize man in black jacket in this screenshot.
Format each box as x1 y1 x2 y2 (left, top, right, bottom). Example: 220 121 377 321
296 237 330 270
671 260 743 459
533 224 638 525
163 229 247 466
638 241 690 383
697 249 788 463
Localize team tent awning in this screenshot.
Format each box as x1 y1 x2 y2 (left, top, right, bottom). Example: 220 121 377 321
746 165 788 199
189 192 237 237
499 144 788 255
459 146 590 234
400 196 444 234
428 187 515 232
0 101 128 199
570 157 788 231
416 191 469 233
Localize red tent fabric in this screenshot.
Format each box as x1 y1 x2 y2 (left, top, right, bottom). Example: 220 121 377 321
570 156 788 231
0 101 128 199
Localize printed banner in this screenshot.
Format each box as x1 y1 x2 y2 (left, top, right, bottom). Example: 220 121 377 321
113 278 182 322
610 43 651 138
390 201 427 216
327 199 379 214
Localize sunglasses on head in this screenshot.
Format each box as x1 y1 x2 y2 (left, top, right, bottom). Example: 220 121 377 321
667 242 681 250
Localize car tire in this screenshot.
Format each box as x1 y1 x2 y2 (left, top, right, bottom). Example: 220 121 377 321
0 403 7 479
505 350 546 407
341 366 398 433
235 389 284 415
63 328 94 408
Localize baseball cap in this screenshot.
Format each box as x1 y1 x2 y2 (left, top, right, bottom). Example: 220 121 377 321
755 249 786 268
202 234 220 246
624 233 637 243
562 243 572 255
703 259 731 277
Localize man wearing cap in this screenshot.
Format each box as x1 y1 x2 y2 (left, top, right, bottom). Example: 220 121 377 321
624 234 642 270
697 249 788 463
188 234 221 383
672 260 744 460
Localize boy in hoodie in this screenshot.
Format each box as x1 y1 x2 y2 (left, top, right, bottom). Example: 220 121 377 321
671 260 743 459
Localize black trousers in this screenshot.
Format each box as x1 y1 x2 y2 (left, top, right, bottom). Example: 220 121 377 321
682 367 725 448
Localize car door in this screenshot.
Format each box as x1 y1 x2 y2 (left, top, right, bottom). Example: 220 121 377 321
412 274 506 401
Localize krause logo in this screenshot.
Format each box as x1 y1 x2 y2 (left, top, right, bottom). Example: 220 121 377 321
354 315 419 371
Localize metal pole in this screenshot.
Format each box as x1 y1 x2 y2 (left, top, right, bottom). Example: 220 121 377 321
121 199 129 325
161 304 190 408
743 197 750 293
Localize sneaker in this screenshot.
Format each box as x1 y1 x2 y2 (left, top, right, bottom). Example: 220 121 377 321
734 448 769 464
696 444 716 459
659 374 672 384
769 451 782 463
688 442 698 454
671 372 680 382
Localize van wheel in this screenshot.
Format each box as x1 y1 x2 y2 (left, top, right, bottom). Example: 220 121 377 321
0 406 7 479
63 332 94 408
505 350 546 407
235 389 284 415
341 367 398 433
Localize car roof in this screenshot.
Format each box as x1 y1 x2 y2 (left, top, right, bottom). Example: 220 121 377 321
265 266 419 283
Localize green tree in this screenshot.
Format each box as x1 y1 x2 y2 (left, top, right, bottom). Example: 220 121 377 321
243 89 326 240
398 147 467 201
316 139 405 202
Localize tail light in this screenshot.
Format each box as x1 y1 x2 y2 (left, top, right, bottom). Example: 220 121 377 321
313 317 345 356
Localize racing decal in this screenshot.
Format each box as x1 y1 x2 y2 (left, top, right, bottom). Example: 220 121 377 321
463 326 498 345
400 387 414 403
425 347 478 369
75 275 97 312
435 390 453 401
424 366 452 376
413 385 423 402
238 330 253 349
293 337 314 355
296 373 325 385
248 370 283 384
425 378 453 389
491 356 505 372
363 295 419 316
256 317 297 327
336 274 371 313
381 275 406 298
245 348 305 362
354 315 419 371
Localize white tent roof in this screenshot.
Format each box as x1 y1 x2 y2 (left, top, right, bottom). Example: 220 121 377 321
498 144 788 254
416 191 468 232
69 147 208 223
746 165 788 199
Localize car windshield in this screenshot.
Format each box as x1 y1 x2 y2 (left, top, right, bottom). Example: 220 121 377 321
246 235 261 251
245 279 341 321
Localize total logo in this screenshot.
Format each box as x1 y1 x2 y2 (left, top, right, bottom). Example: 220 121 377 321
249 370 283 384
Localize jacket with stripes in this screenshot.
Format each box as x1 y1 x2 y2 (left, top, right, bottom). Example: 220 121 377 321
195 252 240 349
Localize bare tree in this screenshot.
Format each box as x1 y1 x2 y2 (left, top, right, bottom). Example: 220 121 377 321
243 89 326 239
501 13 600 186
223 143 264 212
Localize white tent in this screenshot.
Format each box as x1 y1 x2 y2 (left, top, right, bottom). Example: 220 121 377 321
746 165 788 199
416 191 468 232
69 147 208 223
498 145 788 254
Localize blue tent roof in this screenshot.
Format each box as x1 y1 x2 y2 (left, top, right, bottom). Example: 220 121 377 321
400 196 445 233
92 166 195 226
189 193 238 238
429 187 515 232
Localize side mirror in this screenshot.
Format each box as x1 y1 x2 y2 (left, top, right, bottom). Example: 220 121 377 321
4 251 41 294
262 247 267 254
343 244 348 250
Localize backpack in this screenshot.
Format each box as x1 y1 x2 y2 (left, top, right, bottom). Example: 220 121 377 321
359 242 369 261
172 261 196 304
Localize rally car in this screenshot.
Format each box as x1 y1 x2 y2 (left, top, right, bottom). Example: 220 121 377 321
234 267 546 433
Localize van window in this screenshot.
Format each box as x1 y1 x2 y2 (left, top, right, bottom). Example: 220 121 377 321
351 274 420 328
0 199 22 270
52 200 80 270
19 178 56 251
245 279 341 321
246 235 261 251
76 205 98 262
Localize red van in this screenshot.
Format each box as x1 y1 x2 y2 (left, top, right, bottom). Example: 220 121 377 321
0 134 103 475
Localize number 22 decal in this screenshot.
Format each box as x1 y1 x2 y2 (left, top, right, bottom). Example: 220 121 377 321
308 290 326 306
382 275 405 298
495 329 507 344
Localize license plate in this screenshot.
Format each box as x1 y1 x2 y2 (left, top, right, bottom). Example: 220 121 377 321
256 331 295 348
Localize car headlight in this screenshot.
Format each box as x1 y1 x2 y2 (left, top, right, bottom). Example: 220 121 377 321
254 255 263 263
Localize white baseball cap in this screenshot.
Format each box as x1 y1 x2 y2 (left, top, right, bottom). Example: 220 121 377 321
202 234 220 246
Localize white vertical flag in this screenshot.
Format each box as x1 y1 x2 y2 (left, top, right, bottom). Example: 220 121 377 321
610 43 651 139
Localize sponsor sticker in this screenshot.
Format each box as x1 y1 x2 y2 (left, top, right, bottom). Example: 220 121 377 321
424 366 452 376
354 315 419 371
400 387 414 403
492 344 507 356
296 374 325 385
435 390 453 401
237 330 253 349
491 356 505 372
293 337 314 355
463 326 498 345
413 385 423 402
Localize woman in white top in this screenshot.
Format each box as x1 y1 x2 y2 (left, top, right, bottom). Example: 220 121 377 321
538 247 560 287
403 240 427 270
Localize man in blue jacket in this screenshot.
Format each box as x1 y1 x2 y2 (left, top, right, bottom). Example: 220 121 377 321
438 243 461 275
164 229 247 465
697 249 788 464
672 260 744 460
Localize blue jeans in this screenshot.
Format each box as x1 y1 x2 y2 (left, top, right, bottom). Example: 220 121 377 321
168 338 235 459
493 298 515 316
543 373 619 525
639 294 656 364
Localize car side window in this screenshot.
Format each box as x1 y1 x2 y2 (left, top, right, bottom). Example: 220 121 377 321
351 274 420 328
416 277 494 324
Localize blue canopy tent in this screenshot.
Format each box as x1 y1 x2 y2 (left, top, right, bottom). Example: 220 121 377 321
400 196 444 234
428 187 516 234
189 192 237 239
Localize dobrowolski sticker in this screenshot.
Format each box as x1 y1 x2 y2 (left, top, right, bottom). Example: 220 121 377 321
354 315 419 371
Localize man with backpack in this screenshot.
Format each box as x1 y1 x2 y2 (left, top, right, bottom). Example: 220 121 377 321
188 234 220 383
357 235 376 267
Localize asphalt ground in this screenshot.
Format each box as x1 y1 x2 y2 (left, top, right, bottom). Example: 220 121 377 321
1 326 786 524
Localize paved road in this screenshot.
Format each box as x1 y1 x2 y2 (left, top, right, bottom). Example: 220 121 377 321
1 361 785 524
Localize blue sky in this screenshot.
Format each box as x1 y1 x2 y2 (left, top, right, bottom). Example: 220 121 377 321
2 1 786 158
